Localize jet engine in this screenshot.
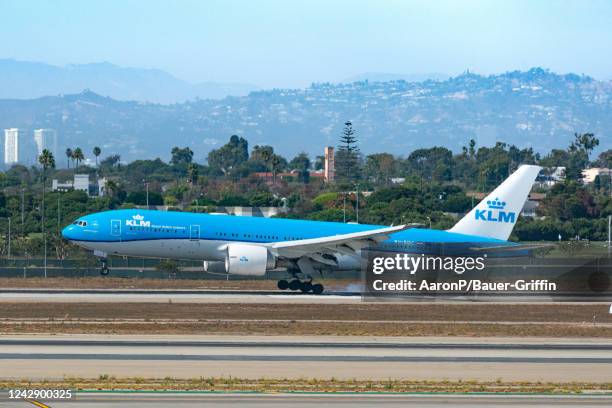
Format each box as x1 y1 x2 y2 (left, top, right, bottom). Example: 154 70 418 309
225 244 276 276
203 261 227 273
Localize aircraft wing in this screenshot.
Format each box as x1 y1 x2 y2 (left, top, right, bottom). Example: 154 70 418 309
268 224 419 260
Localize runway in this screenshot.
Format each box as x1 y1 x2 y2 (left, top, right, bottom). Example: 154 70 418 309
2 393 612 408
1 289 609 304
0 289 361 304
0 335 609 382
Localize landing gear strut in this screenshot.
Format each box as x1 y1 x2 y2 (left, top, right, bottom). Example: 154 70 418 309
100 258 110 276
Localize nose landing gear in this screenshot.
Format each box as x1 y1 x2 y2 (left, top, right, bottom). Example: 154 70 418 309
100 258 110 276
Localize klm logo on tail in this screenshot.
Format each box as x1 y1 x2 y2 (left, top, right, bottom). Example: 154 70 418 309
474 198 516 223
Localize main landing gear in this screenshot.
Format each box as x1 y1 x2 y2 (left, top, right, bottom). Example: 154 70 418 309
277 278 324 294
277 257 325 294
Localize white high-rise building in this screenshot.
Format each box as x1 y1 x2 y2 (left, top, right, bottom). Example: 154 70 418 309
4 128 21 165
33 128 58 159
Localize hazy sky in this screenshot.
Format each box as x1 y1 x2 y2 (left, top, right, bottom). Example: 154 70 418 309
2 0 612 88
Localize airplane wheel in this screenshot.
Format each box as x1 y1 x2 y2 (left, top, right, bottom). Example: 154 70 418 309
312 283 324 295
300 281 313 293
100 268 110 276
288 280 301 291
277 279 289 290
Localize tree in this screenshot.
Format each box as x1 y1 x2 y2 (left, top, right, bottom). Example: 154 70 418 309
270 155 282 184
65 148 72 169
335 121 361 183
566 133 599 181
170 146 194 165
594 149 612 168
38 149 55 275
407 147 453 182
93 146 101 166
207 135 249 175
250 145 287 183
468 139 476 159
72 147 84 169
100 154 121 169
365 153 396 185
289 152 311 183
251 145 273 163
104 179 120 198
570 132 599 161
187 163 199 185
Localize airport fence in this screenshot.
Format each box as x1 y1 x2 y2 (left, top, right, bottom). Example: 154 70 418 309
0 258 361 280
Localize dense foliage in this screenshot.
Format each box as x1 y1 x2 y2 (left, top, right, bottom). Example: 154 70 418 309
0 130 610 258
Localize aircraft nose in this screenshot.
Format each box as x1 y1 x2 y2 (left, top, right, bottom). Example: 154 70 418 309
62 225 77 241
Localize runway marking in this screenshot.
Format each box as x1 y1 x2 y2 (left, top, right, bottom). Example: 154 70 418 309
24 400 51 408
0 339 610 350
1 353 610 363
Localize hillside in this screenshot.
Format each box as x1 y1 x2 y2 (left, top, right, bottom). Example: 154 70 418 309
0 68 610 163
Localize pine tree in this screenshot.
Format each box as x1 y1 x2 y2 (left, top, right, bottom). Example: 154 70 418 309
335 121 361 183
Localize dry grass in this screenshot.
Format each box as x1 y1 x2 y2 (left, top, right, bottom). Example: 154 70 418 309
1 302 610 337
0 302 609 323
3 320 612 337
1 377 609 393
0 277 357 291
0 277 279 290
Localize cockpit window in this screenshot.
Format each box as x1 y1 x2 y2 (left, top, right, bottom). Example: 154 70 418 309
73 220 87 227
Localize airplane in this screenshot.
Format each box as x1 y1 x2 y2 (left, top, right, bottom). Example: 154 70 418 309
62 165 542 294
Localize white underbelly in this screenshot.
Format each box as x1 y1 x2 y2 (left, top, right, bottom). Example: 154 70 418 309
75 239 226 261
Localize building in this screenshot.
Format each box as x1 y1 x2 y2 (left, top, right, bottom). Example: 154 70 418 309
73 174 90 192
52 174 105 197
537 166 565 187
324 146 335 183
4 128 21 165
582 167 611 184
522 192 547 217
33 129 58 160
253 170 324 183
216 206 289 218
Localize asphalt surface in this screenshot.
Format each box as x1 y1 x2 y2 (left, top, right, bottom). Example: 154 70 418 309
2 393 612 407
0 290 362 304
1 289 610 303
0 335 610 382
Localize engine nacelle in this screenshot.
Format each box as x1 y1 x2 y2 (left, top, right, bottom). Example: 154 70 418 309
225 244 276 276
203 261 227 273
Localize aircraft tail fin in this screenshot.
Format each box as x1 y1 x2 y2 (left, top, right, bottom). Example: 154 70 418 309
449 165 542 241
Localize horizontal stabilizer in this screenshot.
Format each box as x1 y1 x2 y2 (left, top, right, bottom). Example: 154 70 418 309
469 242 555 253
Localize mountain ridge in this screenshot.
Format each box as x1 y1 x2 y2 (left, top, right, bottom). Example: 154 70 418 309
0 59 259 103
0 67 609 163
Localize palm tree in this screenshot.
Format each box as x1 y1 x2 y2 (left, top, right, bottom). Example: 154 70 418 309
271 155 281 185
72 147 84 169
39 149 56 178
187 163 199 186
93 146 101 166
38 149 55 278
104 179 119 198
65 148 72 169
